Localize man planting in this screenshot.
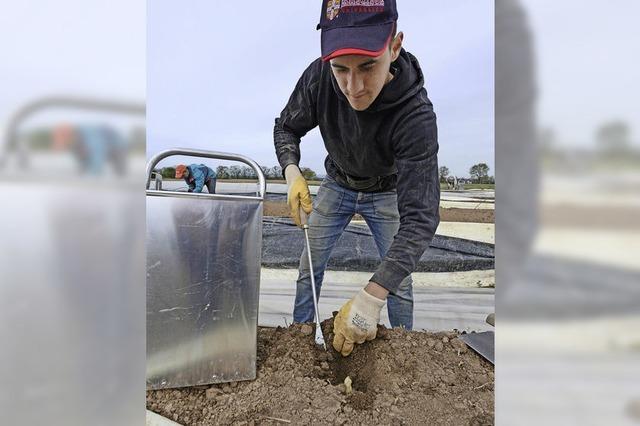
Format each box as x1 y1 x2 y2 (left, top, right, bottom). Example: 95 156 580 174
274 0 440 356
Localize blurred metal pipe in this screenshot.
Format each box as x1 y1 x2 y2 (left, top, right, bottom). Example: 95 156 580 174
1 95 145 168
151 172 163 190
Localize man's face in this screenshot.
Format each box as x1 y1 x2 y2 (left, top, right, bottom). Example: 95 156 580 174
329 33 402 111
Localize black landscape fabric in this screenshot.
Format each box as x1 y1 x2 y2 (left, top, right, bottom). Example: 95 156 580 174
262 217 494 272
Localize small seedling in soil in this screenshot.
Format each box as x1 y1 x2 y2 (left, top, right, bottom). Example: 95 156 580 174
344 376 353 395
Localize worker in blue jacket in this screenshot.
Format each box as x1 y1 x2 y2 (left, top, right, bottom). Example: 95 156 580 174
175 164 217 193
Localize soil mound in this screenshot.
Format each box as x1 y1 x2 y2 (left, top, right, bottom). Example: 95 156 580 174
147 317 494 425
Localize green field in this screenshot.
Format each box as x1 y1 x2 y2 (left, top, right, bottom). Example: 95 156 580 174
462 183 495 190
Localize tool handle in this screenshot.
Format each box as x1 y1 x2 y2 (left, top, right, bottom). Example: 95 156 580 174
299 208 309 227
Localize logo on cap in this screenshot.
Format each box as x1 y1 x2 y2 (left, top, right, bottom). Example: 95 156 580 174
339 0 385 14
326 0 341 21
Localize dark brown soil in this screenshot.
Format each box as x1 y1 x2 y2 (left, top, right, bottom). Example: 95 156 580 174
439 208 494 224
541 205 640 230
265 201 494 224
264 200 291 218
147 317 494 425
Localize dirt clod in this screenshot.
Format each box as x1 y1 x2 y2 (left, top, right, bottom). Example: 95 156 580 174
147 319 493 425
452 338 469 354
300 324 314 336
204 388 222 400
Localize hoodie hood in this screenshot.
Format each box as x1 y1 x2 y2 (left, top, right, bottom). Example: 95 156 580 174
330 48 425 112
274 47 439 295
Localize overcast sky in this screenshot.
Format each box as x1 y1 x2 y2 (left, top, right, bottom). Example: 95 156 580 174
147 0 495 177
0 1 145 125
522 0 640 148
4 2 637 177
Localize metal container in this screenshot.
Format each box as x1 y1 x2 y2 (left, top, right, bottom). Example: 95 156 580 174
146 148 265 390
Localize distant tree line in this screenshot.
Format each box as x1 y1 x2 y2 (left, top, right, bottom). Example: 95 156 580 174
19 125 145 154
540 121 640 169
159 166 175 179
439 163 494 184
469 163 493 184
162 162 495 184
159 165 319 180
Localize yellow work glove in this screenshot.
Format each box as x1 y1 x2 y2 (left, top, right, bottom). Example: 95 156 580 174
285 166 312 227
333 289 386 356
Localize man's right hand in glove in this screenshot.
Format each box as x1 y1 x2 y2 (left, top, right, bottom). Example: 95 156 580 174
285 165 313 227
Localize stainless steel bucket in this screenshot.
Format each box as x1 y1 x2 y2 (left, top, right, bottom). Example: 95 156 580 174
146 148 265 390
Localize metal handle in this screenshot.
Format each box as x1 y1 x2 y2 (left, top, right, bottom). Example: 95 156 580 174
150 171 163 190
145 148 266 200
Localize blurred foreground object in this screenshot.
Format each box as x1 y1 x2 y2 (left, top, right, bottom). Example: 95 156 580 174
0 95 145 425
496 0 640 424
2 96 145 177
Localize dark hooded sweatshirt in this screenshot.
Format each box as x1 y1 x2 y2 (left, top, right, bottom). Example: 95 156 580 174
273 48 440 293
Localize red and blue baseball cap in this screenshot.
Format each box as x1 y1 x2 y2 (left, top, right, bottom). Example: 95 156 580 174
318 0 398 61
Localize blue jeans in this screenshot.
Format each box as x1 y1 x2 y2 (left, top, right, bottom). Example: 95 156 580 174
293 176 414 329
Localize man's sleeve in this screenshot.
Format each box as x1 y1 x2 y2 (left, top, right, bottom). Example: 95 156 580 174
273 59 321 174
370 106 440 293
193 168 206 193
184 176 195 192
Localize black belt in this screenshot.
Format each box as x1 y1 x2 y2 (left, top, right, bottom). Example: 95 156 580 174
343 174 385 191
329 158 396 192
335 167 396 192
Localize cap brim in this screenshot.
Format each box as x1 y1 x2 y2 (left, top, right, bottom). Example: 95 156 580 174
321 22 394 61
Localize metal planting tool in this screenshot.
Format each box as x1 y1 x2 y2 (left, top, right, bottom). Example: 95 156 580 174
301 210 327 350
